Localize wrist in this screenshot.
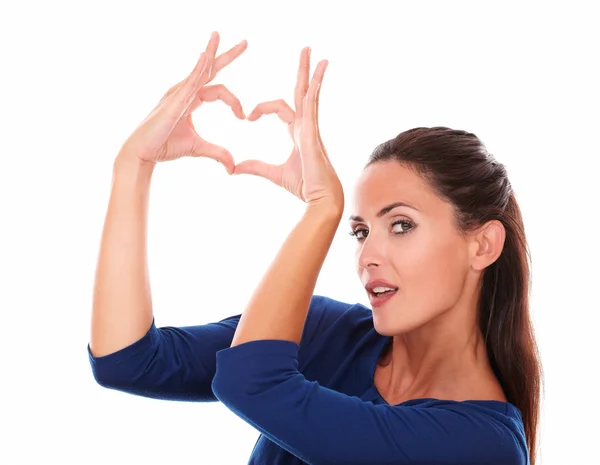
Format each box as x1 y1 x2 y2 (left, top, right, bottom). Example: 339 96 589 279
304 201 344 226
113 153 156 179
305 198 344 220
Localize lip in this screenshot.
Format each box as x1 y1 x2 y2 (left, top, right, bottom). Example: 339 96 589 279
365 279 399 294
368 288 398 307
364 279 399 308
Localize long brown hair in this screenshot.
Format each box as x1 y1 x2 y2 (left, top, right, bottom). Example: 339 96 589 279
367 127 543 464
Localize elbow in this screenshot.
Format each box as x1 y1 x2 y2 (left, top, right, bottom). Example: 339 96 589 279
86 322 159 391
87 346 133 391
211 370 238 406
211 367 257 411
89 363 125 390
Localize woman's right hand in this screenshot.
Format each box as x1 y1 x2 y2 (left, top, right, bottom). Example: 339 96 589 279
117 32 247 174
232 47 331 201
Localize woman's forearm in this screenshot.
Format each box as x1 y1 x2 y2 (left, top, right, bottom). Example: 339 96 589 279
90 155 156 357
230 203 343 347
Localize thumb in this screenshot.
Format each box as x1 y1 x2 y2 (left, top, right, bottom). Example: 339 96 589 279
233 159 282 186
192 139 235 175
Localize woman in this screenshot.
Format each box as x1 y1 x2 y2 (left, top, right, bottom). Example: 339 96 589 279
88 32 542 464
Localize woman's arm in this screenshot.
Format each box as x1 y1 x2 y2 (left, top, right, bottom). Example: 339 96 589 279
89 32 246 357
228 48 344 348
213 343 527 464
89 155 155 357
231 204 342 347
88 294 350 402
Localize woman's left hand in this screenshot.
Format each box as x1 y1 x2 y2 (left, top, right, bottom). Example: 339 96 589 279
233 47 344 212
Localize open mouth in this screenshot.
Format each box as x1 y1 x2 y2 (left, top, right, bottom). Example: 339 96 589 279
370 287 398 297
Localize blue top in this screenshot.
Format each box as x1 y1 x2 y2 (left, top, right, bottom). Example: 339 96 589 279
88 295 529 464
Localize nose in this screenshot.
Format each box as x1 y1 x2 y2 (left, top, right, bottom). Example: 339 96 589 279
357 236 384 269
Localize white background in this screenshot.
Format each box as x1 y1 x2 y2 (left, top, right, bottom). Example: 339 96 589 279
1 1 598 464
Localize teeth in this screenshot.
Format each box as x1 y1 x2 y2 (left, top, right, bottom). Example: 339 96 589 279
373 286 396 294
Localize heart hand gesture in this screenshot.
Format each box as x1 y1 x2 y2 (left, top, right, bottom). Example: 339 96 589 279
118 32 246 174
233 48 344 209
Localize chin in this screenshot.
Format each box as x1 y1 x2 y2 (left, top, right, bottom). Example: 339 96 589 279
373 310 430 336
372 313 401 336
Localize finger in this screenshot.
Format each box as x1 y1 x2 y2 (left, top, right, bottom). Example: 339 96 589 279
161 31 220 103
162 52 208 123
294 47 311 119
193 138 235 174
195 32 220 89
212 40 248 77
247 99 295 124
304 59 328 141
206 31 220 65
314 62 330 164
163 32 219 117
315 65 323 152
233 159 281 185
201 31 221 86
188 84 246 119
156 39 212 108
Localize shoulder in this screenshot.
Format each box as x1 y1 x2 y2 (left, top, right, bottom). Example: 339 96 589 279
390 400 529 464
302 295 372 347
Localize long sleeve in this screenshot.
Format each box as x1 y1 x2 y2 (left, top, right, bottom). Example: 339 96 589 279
87 295 350 402
88 314 241 401
211 339 527 465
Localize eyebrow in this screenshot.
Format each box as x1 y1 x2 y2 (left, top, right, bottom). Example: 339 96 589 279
348 201 420 222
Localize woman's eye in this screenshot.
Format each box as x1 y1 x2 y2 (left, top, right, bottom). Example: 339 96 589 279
349 220 414 241
392 220 413 234
348 228 368 240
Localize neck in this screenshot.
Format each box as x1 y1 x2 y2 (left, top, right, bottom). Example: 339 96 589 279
378 296 499 402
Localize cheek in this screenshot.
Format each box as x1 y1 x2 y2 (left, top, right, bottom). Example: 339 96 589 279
396 234 468 309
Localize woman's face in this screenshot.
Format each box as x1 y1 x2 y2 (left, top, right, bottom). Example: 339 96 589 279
349 161 474 334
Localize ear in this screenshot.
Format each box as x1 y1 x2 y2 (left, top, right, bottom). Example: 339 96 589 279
468 220 506 271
